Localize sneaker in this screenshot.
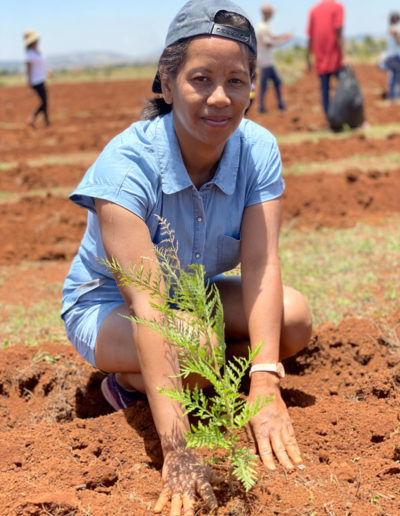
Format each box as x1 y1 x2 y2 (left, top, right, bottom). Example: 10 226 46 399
101 373 147 411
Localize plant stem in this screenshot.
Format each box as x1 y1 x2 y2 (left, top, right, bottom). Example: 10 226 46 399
228 443 238 493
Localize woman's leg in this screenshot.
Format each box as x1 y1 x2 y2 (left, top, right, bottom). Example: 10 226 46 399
213 276 312 360
94 276 312 394
95 302 215 394
32 83 49 125
94 304 145 392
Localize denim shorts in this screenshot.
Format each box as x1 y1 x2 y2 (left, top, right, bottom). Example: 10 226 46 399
61 285 125 368
61 273 227 369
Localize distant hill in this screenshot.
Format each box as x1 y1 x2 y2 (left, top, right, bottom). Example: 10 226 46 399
0 50 158 74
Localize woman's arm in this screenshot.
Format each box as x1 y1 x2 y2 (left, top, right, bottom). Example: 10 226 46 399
95 199 189 453
240 198 303 470
96 199 220 513
241 198 282 365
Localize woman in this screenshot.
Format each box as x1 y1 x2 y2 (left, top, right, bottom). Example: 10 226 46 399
24 29 50 127
61 1 312 513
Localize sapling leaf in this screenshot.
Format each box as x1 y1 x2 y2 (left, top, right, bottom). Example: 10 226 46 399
187 421 231 450
231 447 258 491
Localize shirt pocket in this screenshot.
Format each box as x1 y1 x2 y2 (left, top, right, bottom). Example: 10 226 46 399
217 235 241 272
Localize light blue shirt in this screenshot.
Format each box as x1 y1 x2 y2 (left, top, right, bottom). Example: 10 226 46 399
61 111 284 315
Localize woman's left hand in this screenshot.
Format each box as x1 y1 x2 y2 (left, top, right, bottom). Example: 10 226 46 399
246 375 303 471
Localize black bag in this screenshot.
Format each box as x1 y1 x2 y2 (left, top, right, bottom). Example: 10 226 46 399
327 66 364 132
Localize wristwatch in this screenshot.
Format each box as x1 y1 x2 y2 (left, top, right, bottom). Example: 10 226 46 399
249 362 285 379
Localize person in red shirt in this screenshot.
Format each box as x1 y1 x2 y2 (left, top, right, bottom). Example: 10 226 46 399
306 0 345 118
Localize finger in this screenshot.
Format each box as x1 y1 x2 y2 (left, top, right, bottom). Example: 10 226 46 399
197 481 218 511
270 433 295 470
154 486 172 513
182 492 195 516
170 493 182 516
256 439 276 471
282 424 303 466
245 423 257 454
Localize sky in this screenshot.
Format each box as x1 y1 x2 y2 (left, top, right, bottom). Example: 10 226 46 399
1 0 398 62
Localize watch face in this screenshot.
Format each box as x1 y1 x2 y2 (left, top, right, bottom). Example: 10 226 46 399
277 363 285 378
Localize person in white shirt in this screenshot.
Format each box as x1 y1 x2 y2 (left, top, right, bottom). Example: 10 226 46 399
24 29 50 127
256 4 291 113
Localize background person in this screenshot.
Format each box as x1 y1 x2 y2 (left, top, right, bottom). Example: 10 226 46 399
61 1 312 513
385 11 400 99
256 3 291 113
24 29 50 128
306 0 345 119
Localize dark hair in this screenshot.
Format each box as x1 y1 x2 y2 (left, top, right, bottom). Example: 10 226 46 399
140 10 256 120
390 12 400 24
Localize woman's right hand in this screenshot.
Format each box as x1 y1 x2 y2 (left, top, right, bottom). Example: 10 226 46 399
247 374 303 471
154 448 221 515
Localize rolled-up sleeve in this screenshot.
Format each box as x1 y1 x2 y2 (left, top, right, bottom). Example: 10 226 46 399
243 129 285 207
70 128 158 221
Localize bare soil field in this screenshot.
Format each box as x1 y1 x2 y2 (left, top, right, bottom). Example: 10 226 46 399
0 65 399 515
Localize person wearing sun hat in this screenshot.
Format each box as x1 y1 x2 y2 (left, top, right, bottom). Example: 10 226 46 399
24 28 50 127
61 1 311 513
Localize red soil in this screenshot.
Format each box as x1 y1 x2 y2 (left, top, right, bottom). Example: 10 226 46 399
0 65 399 515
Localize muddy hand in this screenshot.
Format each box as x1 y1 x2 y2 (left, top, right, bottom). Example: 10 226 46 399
247 381 303 471
153 448 222 515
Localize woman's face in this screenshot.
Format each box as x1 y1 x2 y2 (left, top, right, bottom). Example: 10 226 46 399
161 36 252 156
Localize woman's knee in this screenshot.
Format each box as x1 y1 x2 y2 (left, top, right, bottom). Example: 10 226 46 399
94 305 140 372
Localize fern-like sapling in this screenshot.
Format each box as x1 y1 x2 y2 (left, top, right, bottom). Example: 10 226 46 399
102 217 271 492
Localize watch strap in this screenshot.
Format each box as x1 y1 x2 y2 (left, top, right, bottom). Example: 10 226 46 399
249 362 285 379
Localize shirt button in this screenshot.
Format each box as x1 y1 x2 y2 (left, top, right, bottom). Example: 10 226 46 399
195 253 201 259
197 216 203 222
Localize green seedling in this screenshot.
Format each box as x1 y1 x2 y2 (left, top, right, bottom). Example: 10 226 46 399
102 217 271 492
32 350 63 364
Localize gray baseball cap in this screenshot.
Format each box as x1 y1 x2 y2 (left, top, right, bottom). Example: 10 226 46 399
152 0 256 93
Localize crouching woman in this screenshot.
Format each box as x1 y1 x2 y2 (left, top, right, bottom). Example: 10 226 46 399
61 1 312 514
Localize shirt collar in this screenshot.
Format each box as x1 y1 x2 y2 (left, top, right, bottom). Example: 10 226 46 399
155 111 240 196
